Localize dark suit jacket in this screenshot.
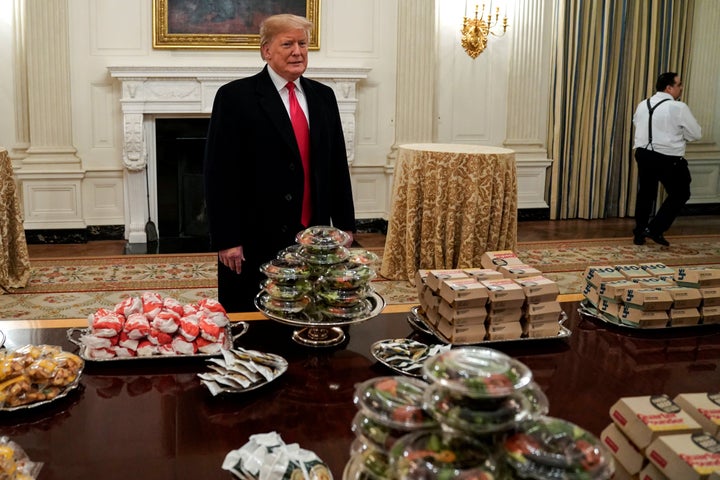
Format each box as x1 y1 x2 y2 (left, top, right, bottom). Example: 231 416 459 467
203 66 356 310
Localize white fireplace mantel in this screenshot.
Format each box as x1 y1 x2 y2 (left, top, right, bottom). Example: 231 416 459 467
108 65 370 243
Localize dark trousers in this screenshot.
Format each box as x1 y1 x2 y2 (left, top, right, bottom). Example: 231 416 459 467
634 148 691 235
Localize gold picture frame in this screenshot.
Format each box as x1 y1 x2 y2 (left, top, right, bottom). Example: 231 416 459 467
153 0 320 49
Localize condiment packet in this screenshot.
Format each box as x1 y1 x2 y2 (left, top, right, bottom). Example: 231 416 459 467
222 432 332 480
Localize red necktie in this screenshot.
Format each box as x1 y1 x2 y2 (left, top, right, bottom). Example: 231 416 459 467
287 82 311 227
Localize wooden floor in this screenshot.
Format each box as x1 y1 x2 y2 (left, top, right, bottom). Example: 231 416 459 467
26 215 720 259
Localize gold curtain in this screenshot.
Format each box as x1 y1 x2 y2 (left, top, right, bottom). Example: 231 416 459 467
548 0 695 220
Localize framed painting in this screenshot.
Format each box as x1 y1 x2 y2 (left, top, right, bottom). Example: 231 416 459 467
153 0 320 49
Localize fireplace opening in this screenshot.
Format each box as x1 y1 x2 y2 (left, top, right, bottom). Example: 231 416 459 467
155 118 211 253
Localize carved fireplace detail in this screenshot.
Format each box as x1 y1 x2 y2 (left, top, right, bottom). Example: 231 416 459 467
108 66 370 243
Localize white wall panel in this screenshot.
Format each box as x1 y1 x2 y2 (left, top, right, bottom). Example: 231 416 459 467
90 83 115 149
91 0 146 53
324 0 379 56
82 171 125 224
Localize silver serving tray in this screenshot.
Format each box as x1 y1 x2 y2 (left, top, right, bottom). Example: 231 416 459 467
578 300 720 331
370 338 451 377
408 306 571 346
66 322 249 362
254 291 385 327
199 350 288 395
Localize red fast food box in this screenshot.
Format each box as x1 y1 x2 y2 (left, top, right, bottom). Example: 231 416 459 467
438 277 488 307
646 432 720 480
673 393 720 437
623 288 674 311
616 264 654 281
480 250 525 270
601 422 647 474
481 278 525 309
584 266 624 288
425 270 469 292
610 395 703 449
514 275 559 304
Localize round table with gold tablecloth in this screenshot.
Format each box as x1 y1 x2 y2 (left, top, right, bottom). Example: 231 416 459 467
380 143 517 281
0 148 30 292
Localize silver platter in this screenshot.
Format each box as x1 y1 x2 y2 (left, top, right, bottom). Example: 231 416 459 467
408 306 571 346
254 291 385 328
0 366 84 413
578 300 720 331
66 322 249 362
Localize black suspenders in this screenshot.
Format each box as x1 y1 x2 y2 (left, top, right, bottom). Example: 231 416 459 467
646 98 671 150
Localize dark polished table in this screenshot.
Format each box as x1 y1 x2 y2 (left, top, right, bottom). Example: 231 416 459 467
1 303 719 479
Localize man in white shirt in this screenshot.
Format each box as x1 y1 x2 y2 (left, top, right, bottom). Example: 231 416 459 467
632 72 702 246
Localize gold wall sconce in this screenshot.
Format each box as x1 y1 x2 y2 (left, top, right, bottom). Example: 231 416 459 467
461 2 509 59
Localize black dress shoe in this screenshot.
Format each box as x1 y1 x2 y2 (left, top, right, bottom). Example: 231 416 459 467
633 234 645 245
643 228 670 247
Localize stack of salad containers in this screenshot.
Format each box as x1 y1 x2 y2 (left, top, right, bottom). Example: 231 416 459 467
257 226 379 318
343 347 615 479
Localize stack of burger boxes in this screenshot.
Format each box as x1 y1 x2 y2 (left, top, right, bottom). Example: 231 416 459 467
582 264 720 327
415 251 561 342
601 393 720 479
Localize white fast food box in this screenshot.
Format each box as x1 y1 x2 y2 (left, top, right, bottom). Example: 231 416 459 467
701 287 720 307
665 286 703 309
640 263 677 277
610 395 703 449
584 265 624 288
524 301 562 324
462 268 504 281
701 306 720 324
438 298 487 325
480 250 525 270
522 320 560 338
639 462 670 480
497 264 543 279
673 393 720 437
598 298 622 321
619 307 669 328
481 278 526 309
623 288 674 311
646 432 720 480
583 282 600 307
485 321 523 341
514 275 559 304
616 264 654 281
438 277 489 307
668 308 701 327
435 316 486 344
425 270 469 292
636 277 676 289
486 307 523 324
601 423 647 474
676 268 720 288
598 279 637 302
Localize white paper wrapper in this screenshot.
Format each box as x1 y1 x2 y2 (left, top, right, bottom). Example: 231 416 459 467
222 432 332 480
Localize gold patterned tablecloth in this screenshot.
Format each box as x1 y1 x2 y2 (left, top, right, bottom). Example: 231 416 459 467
380 143 517 281
0 148 30 292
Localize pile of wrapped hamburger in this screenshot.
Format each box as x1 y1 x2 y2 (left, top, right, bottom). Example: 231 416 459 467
79 292 230 359
416 250 561 343
582 263 720 327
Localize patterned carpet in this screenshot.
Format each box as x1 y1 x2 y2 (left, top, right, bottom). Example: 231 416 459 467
1 235 719 320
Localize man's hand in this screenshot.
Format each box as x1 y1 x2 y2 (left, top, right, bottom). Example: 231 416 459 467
219 246 245 274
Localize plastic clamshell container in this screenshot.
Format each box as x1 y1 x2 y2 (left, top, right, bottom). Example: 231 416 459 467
388 429 498 480
503 415 615 480
320 263 377 290
423 381 549 434
315 285 370 307
353 376 437 430
261 278 313 301
298 245 350 265
422 346 533 398
347 248 380 266
351 411 425 453
259 258 311 283
256 292 310 314
295 226 350 251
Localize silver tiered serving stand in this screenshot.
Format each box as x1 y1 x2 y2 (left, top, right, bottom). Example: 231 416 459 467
255 290 385 347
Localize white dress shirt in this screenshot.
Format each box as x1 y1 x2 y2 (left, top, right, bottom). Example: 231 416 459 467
633 91 701 156
267 65 310 126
